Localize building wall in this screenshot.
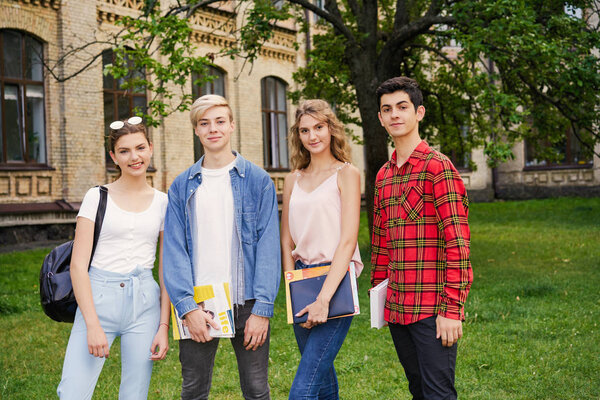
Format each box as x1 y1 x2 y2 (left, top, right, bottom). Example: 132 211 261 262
1 0 63 205
0 0 305 231
458 147 494 202
496 142 600 199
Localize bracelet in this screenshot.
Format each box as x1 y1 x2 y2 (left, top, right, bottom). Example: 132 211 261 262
159 322 169 329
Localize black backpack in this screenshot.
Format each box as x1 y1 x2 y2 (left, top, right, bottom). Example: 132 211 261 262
39 186 108 322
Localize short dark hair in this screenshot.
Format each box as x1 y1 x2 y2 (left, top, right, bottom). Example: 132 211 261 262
376 76 423 111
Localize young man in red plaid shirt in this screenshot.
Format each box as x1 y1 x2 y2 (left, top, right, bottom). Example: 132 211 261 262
371 76 473 400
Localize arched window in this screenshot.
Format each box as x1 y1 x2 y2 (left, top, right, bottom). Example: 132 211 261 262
191 66 227 161
0 30 46 166
261 76 288 170
102 49 147 167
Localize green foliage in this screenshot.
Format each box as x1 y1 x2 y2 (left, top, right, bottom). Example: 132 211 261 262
223 0 291 60
286 0 599 164
103 8 214 127
1 199 600 399
80 0 600 175
288 32 359 127
98 0 299 127
448 0 600 163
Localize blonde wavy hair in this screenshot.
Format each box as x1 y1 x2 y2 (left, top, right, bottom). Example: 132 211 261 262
289 99 352 170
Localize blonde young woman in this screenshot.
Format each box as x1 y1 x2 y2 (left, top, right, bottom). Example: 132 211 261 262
281 100 363 399
57 118 170 400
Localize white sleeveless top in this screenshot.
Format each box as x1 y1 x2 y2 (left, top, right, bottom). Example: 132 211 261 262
289 164 363 276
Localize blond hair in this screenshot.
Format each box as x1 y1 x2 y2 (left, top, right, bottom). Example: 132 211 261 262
190 94 232 127
289 99 352 170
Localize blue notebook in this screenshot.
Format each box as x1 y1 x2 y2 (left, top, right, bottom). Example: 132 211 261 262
289 270 355 324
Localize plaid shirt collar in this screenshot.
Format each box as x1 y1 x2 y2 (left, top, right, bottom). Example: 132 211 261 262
390 140 431 169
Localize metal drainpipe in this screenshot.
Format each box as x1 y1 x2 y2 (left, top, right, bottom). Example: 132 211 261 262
57 5 69 201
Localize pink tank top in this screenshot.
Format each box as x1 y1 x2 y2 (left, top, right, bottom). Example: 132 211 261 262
289 164 364 276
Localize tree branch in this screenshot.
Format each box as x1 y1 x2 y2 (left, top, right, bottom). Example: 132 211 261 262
425 0 445 19
359 0 379 47
44 51 105 82
346 0 360 18
396 15 455 44
159 0 228 18
394 0 409 30
409 44 457 67
510 68 600 157
285 0 356 44
380 14 456 67
571 123 600 158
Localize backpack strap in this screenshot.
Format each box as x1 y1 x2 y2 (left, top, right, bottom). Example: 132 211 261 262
89 185 108 270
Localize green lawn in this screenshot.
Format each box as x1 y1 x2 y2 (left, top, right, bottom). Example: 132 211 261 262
1 197 599 399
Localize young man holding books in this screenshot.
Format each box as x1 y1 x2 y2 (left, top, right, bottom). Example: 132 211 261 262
370 77 473 400
163 95 281 400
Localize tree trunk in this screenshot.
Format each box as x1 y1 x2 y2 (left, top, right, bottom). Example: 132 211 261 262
353 75 390 243
344 42 392 246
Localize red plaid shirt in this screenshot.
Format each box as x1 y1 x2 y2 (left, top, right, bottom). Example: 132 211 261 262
371 141 473 324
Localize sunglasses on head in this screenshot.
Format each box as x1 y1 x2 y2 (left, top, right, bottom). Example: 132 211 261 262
109 116 143 130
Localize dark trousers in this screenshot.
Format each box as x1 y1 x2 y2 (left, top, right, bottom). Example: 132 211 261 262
389 316 457 400
178 300 270 400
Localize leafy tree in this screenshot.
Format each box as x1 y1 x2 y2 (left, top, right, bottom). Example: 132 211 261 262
49 0 600 230
283 0 600 227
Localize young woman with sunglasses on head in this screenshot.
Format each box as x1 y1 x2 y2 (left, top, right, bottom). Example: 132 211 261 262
281 100 363 399
57 117 171 400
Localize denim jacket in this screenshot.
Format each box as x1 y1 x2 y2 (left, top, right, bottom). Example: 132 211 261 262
163 152 281 319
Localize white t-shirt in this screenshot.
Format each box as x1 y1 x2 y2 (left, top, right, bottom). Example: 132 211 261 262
192 159 235 286
78 187 168 274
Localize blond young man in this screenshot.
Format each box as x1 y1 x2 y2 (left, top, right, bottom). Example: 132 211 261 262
163 95 281 400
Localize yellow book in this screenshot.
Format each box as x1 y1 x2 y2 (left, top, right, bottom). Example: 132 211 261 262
171 283 234 340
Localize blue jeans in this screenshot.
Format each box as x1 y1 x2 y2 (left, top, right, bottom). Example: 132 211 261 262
57 266 160 400
289 260 353 400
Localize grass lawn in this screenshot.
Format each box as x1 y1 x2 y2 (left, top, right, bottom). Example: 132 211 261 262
1 197 599 399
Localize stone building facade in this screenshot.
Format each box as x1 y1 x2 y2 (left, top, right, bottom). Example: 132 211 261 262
495 142 600 199
0 0 598 244
0 0 330 241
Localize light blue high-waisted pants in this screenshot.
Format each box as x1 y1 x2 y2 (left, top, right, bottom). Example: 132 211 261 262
57 266 160 400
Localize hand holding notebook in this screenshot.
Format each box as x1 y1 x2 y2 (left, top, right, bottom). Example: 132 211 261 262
290 271 355 324
285 262 360 324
